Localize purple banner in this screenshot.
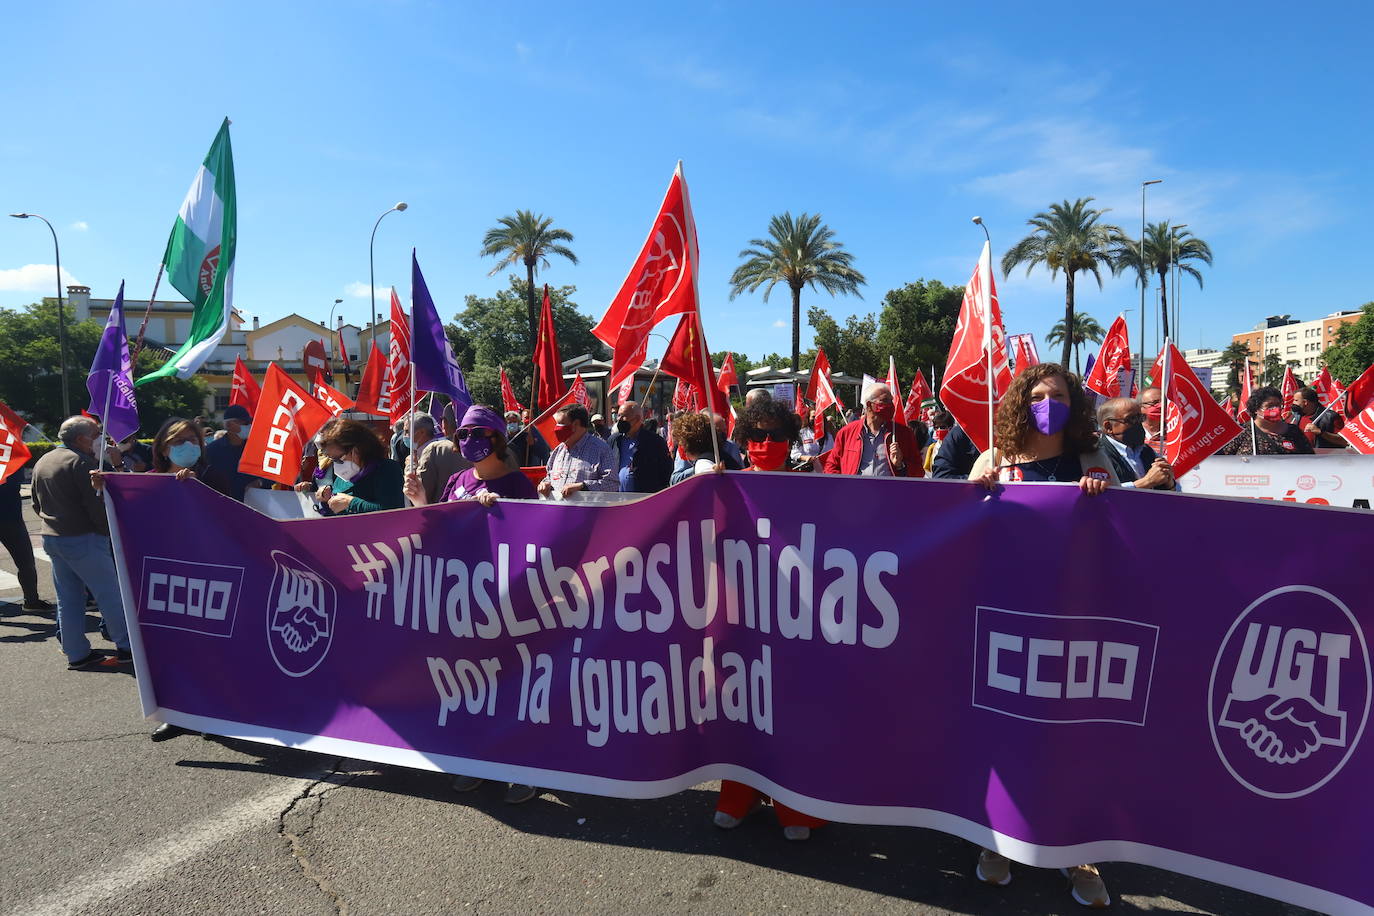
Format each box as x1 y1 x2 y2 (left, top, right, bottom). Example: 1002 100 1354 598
103 474 1374 914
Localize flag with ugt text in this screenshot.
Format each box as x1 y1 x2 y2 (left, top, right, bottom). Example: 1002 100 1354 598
388 288 413 425
658 312 719 411
940 241 1011 453
239 364 333 485
352 343 388 417
534 285 567 410
230 354 261 413
85 280 140 443
906 370 933 422
1312 365 1343 408
1159 342 1243 477
1007 333 1041 373
411 252 472 416
617 374 635 407
1085 314 1133 399
500 367 524 415
1281 366 1301 414
1339 364 1374 453
0 400 32 486
313 378 355 417
138 118 236 385
592 162 700 389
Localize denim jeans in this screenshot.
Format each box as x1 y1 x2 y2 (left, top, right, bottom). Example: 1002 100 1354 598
43 533 130 663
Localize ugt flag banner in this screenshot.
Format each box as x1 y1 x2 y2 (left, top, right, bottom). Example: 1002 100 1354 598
105 472 1374 915
0 400 32 486
85 280 140 443
940 240 1011 453
138 118 236 385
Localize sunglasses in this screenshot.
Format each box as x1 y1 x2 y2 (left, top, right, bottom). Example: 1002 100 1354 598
746 429 789 443
455 427 495 440
1109 414 1147 426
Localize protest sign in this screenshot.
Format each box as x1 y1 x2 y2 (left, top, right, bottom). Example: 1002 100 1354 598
104 473 1374 915
1181 453 1374 509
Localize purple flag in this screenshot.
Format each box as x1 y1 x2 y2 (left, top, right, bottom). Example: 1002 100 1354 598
86 281 139 442
410 251 471 415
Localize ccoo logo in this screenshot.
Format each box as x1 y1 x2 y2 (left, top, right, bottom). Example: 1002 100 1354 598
267 550 337 677
1209 586 1370 799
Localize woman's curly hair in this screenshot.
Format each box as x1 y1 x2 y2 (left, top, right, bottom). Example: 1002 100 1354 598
993 362 1097 458
732 398 801 447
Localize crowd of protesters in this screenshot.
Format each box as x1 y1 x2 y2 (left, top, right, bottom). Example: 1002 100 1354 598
8 360 1364 910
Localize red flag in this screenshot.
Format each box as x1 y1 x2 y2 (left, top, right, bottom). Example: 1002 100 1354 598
239 364 333 485
592 162 699 389
807 348 842 438
1219 395 1233 418
1237 358 1256 423
1007 333 1041 374
388 288 413 424
569 373 591 409
906 370 933 420
533 284 568 410
658 312 718 409
617 373 635 406
1084 315 1133 398
230 354 261 413
500 367 524 415
1159 342 1243 477
717 352 739 402
1281 366 1301 414
531 378 584 449
939 241 1011 453
336 326 351 372
312 378 355 417
1335 363 1374 452
0 400 32 486
672 380 691 411
303 339 331 386
1312 365 1343 407
886 356 908 425
353 342 388 417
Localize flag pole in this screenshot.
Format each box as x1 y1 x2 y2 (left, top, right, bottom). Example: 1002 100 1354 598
98 370 114 473
1160 339 1171 463
678 160 721 468
128 263 164 365
972 221 995 464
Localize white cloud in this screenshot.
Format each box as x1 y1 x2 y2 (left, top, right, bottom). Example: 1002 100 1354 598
71 220 89 232
515 41 532 61
772 319 786 328
344 281 393 300
0 264 80 292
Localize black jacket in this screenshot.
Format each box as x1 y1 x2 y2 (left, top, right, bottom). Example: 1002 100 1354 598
607 426 672 493
931 424 981 480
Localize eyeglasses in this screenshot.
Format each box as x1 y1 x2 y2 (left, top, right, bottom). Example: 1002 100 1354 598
1109 414 1147 426
455 427 495 440
746 429 789 443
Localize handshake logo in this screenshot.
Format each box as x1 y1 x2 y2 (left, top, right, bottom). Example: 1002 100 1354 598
1209 586 1370 799
267 550 337 677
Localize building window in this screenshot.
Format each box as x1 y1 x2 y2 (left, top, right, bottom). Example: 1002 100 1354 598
1286 346 1297 354
214 393 231 412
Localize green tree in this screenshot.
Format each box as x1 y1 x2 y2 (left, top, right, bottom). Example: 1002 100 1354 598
875 278 966 384
729 212 866 372
1261 352 1285 386
1322 303 1374 385
807 306 882 380
1002 199 1121 368
1046 312 1106 375
1112 222 1213 343
1216 341 1255 395
446 277 600 411
0 299 207 435
478 210 578 371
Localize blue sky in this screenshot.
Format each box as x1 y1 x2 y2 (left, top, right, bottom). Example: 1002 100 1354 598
3 1 1370 370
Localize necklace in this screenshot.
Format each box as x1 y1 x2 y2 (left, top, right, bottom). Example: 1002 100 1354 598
1028 456 1060 481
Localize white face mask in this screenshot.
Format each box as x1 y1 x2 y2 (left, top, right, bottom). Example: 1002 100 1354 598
332 459 360 481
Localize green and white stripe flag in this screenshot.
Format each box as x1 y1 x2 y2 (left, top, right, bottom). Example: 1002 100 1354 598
136 118 236 385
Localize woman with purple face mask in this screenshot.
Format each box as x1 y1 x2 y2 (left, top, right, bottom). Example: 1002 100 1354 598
969 363 1121 496
404 405 537 508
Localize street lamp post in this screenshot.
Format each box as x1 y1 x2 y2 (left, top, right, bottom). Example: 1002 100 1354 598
369 202 408 342
10 212 70 416
327 298 344 385
1139 181 1162 384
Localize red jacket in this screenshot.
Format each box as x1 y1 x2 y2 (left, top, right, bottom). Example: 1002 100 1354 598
822 420 924 477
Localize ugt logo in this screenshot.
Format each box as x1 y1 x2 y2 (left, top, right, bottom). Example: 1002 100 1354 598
267 550 337 677
1209 586 1370 798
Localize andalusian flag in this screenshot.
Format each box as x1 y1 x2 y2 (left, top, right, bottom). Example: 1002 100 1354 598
136 118 236 385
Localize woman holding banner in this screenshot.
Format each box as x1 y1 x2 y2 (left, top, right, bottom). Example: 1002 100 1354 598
969 364 1120 493
967 363 1114 907
713 397 827 840
149 418 233 496
314 419 405 514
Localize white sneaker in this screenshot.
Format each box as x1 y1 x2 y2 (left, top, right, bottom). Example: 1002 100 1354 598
976 849 1012 886
782 825 811 841
713 810 743 829
1061 865 1111 908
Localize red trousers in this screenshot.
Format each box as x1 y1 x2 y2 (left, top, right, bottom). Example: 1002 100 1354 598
716 779 826 829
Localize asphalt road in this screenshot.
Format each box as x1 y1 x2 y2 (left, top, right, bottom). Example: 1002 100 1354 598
0 492 1318 916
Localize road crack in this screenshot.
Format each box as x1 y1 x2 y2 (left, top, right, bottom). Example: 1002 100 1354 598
277 757 357 916
0 730 146 745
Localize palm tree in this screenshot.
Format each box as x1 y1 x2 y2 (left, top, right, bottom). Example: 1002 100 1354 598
728 212 866 372
1046 313 1107 376
1216 341 1253 396
479 210 578 357
1001 199 1121 368
1112 222 1212 343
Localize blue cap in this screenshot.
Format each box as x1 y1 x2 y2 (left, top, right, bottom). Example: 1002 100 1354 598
223 404 252 423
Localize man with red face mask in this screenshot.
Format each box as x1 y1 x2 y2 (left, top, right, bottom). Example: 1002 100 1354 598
1139 387 1163 449
1219 385 1314 455
538 404 619 499
821 380 924 477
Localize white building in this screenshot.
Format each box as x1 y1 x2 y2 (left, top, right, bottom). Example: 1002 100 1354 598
1182 348 1228 395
